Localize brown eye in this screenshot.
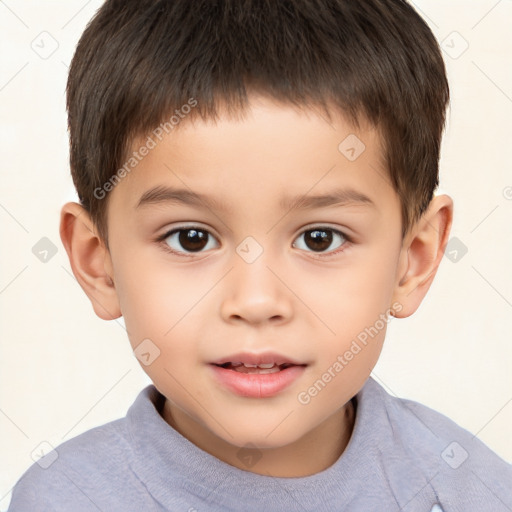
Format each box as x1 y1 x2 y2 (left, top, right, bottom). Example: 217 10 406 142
304 229 332 251
293 228 346 254
163 227 218 253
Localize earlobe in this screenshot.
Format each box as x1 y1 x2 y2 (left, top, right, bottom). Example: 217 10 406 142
391 194 453 318
59 202 121 320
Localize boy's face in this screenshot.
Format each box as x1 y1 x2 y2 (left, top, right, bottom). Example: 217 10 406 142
100 96 413 469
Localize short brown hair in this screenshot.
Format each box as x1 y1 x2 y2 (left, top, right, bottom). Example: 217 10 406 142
66 0 449 244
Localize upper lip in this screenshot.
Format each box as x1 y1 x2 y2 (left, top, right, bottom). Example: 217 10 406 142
211 351 307 366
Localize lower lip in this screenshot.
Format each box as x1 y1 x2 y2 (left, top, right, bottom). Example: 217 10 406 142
209 364 306 398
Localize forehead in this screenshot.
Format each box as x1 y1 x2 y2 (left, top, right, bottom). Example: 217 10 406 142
109 97 395 218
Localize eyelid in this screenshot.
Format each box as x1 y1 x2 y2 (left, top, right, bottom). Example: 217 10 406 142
294 223 353 243
158 222 220 240
298 223 350 236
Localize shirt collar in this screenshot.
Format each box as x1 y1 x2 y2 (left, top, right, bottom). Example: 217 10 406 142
125 377 431 509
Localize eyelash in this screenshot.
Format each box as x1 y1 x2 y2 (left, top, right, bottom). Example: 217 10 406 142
156 225 352 259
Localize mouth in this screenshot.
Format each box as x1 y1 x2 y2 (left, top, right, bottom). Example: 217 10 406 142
210 351 307 373
212 361 301 374
209 352 308 398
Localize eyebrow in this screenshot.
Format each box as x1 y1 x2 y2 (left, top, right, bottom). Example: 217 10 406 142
136 185 375 212
281 188 375 211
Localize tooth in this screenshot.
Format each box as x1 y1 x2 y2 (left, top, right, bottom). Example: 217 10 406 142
258 366 280 374
231 362 243 367
243 363 258 368
258 363 275 369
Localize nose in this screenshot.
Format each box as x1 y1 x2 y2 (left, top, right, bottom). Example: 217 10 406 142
219 252 293 326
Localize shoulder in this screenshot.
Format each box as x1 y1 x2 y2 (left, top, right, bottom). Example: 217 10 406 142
362 378 512 510
8 387 161 512
9 419 128 511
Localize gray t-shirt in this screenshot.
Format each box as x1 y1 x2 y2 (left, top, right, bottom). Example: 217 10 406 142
8 377 512 511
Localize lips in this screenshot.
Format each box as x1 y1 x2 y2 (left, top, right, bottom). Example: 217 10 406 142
209 352 307 397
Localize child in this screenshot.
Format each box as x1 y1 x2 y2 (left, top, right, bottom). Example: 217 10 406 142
8 0 512 510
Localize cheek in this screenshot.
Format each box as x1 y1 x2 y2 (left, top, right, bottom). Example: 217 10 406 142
113 251 209 348
113 254 211 394
301 244 399 391
306 248 399 336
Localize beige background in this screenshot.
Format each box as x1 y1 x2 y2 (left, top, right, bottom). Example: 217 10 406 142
1 0 511 508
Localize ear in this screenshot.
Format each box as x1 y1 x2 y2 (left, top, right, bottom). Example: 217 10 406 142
59 202 121 320
391 194 453 318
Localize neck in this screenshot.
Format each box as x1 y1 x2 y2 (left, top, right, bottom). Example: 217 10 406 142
162 398 356 478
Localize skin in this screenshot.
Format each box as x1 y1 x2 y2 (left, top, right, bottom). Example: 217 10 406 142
60 95 453 478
